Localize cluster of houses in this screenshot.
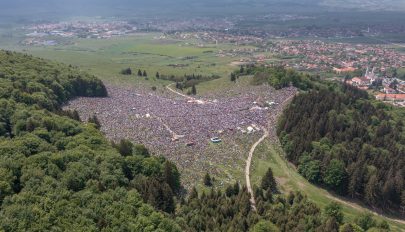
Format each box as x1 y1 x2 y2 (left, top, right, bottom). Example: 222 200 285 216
347 67 379 89
346 67 405 106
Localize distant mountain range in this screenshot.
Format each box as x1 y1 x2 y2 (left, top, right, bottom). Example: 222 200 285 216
1 0 404 12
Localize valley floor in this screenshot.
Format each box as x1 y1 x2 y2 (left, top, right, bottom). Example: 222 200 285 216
64 82 296 188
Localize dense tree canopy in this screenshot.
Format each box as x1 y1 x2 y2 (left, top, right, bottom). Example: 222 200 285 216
176 181 389 232
278 83 405 214
0 50 107 111
0 50 180 231
233 65 315 91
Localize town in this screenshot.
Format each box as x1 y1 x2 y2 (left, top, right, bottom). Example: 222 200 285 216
22 20 137 45
346 67 405 106
20 19 405 107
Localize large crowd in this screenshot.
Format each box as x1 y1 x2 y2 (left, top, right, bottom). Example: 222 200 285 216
64 84 296 186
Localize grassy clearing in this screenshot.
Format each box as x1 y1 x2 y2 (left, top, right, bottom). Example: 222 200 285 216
0 34 247 87
250 140 405 231
194 74 253 97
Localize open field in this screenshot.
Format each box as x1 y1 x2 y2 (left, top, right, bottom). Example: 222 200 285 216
0 34 259 88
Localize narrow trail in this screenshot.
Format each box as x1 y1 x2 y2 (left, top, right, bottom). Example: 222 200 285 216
166 83 210 104
166 83 194 99
245 93 295 211
155 116 184 140
325 194 405 226
245 127 269 211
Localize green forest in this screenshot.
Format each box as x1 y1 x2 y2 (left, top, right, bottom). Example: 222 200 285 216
0 50 396 231
0 50 180 231
278 83 405 215
234 65 315 91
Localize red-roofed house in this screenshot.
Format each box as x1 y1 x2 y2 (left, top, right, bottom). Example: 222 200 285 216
376 94 405 101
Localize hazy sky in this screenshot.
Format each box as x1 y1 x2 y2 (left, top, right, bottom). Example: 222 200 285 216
0 0 404 22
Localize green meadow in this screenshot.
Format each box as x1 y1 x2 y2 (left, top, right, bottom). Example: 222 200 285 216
2 33 256 90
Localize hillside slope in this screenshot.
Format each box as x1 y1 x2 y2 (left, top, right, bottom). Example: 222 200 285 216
278 84 405 215
0 50 181 231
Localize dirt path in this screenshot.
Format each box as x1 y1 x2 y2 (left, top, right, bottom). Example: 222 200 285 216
245 127 269 211
166 83 210 104
166 83 194 99
325 194 405 226
245 92 295 211
155 116 184 140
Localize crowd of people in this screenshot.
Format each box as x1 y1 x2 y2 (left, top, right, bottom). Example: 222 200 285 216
64 84 297 186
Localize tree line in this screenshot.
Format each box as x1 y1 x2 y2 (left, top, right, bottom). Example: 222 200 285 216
177 168 390 232
231 65 315 91
278 83 405 215
120 67 148 77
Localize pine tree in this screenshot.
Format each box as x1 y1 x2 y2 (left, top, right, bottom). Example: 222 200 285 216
72 110 81 121
324 202 343 224
226 185 234 197
156 72 160 78
321 217 339 232
133 144 150 157
234 182 240 195
116 139 133 156
189 187 198 199
240 65 245 74
401 191 405 215
137 69 142 76
88 114 101 129
163 161 180 193
261 168 277 192
191 84 197 95
120 67 132 75
365 175 379 206
143 70 147 77
231 73 236 82
204 173 212 186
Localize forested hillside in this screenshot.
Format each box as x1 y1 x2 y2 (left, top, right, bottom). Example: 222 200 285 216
177 169 391 232
278 84 405 214
0 50 107 111
0 50 180 231
236 65 315 91
0 51 395 231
